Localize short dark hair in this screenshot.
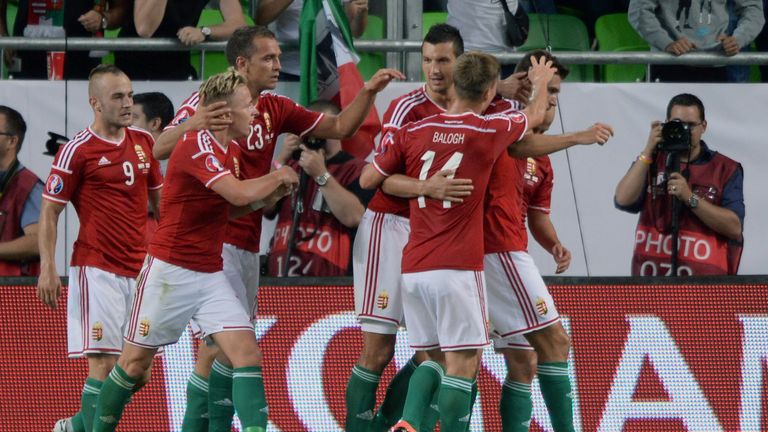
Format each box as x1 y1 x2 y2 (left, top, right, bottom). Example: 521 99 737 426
454 52 500 102
0 105 27 152
514 50 570 79
666 93 705 122
308 99 341 115
133 92 175 129
423 24 464 58
226 25 276 66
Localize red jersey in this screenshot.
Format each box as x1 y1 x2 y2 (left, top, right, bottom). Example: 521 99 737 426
374 111 528 272
368 87 445 217
149 130 239 273
167 91 323 252
43 127 163 277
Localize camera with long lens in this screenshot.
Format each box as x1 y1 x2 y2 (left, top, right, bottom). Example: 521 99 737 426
291 136 327 160
657 120 692 153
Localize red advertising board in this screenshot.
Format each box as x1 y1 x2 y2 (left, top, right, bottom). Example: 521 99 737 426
1 278 766 431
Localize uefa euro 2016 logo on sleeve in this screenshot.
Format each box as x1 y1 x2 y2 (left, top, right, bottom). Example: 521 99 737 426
205 155 224 172
46 174 64 195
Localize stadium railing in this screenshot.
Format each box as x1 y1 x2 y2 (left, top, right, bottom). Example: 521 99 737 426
3 37 768 82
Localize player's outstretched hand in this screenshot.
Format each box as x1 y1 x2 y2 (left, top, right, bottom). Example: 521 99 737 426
37 269 62 309
552 243 571 274
423 169 473 202
576 122 614 145
189 97 231 131
364 69 406 93
527 56 556 88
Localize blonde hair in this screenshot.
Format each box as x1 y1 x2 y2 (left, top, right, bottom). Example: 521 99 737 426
453 51 500 102
198 68 247 105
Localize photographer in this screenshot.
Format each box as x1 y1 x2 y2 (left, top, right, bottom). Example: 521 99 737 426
614 93 744 276
266 100 373 277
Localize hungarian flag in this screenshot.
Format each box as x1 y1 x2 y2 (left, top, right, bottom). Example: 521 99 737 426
299 0 380 159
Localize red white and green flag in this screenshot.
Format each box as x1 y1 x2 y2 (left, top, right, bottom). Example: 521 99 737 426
299 0 380 159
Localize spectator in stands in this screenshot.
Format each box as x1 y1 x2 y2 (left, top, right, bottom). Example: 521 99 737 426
629 0 765 82
0 0 128 79
614 93 744 276
266 100 373 277
254 0 369 81
446 0 555 77
0 106 43 276
116 0 245 80
754 0 768 81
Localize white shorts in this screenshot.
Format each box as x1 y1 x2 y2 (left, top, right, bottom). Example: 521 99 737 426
125 256 253 348
353 210 410 334
190 244 260 338
401 269 490 351
67 266 135 358
485 251 560 349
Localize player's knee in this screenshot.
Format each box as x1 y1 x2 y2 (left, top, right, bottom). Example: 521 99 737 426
503 350 537 383
550 325 571 356
87 354 119 381
359 342 395 373
119 356 153 380
227 339 263 368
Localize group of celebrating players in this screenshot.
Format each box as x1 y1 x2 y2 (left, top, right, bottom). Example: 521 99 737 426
35 21 612 432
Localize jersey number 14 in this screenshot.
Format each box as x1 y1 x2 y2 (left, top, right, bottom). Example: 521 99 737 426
418 150 463 208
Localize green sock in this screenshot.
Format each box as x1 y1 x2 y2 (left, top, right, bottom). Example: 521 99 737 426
500 380 532 432
438 375 474 432
92 365 136 432
538 362 575 432
401 360 443 428
208 361 235 432
232 366 268 430
371 356 418 431
345 365 381 431
463 380 478 432
418 388 440 432
181 373 209 432
70 412 86 432
80 378 103 431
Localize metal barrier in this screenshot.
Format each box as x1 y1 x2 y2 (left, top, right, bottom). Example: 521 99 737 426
3 37 768 80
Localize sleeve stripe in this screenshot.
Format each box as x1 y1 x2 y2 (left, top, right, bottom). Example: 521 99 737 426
528 205 551 213
54 130 90 172
298 113 325 138
205 171 232 188
148 184 163 190
390 92 426 128
51 166 73 175
372 160 391 177
43 195 68 204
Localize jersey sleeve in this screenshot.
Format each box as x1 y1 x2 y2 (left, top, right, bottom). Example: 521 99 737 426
165 94 199 131
43 140 86 205
276 95 324 137
491 112 529 157
147 149 164 191
183 136 232 188
529 160 553 214
372 128 407 177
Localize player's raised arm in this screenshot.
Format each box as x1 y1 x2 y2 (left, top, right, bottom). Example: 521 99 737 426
520 56 556 132
153 99 231 160
309 68 405 139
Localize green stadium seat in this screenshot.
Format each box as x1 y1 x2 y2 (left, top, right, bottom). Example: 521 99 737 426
356 14 384 80
595 13 649 82
519 13 594 82
422 11 447 37
3 2 17 78
190 8 256 79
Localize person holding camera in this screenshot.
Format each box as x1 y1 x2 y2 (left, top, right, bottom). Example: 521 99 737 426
266 100 374 277
614 93 744 276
